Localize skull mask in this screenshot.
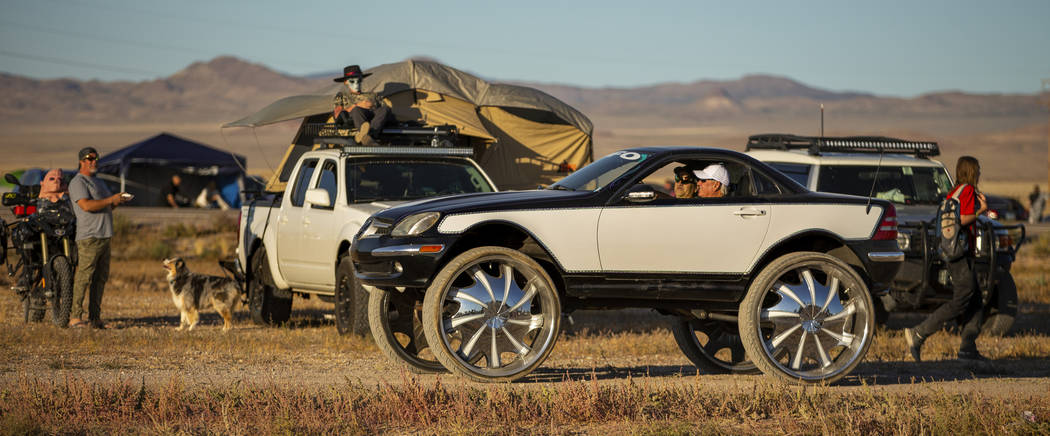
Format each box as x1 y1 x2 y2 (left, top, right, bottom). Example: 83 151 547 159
346 77 362 93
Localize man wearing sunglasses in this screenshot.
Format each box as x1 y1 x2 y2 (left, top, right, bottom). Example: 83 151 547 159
67 147 129 329
332 65 391 146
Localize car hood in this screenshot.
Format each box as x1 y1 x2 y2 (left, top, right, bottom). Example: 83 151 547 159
370 189 595 222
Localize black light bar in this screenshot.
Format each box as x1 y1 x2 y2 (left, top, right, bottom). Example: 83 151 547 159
314 138 474 157
746 133 939 157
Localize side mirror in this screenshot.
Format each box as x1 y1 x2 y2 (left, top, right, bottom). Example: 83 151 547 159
305 188 332 208
4 174 19 185
624 185 656 203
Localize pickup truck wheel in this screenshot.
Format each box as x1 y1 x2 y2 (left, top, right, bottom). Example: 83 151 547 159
670 317 759 374
739 252 874 385
249 248 292 326
369 288 446 373
981 271 1018 336
422 246 561 383
335 257 369 336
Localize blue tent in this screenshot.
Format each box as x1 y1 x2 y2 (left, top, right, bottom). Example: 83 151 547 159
97 133 247 207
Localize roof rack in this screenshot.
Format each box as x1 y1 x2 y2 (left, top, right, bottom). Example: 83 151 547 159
314 137 475 157
746 133 939 157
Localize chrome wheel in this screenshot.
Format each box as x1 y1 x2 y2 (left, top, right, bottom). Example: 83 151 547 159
671 317 758 374
423 246 560 382
740 252 873 384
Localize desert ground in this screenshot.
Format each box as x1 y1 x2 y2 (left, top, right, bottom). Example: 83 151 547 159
0 213 1048 434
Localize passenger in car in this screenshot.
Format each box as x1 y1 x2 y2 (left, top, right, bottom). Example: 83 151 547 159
672 166 699 198
694 164 729 198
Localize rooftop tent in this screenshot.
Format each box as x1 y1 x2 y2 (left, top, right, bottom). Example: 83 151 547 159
223 60 593 191
96 132 247 207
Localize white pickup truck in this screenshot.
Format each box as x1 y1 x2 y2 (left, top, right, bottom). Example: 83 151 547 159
236 139 497 334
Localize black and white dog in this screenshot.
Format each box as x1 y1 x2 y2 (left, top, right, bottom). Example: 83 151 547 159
162 257 240 332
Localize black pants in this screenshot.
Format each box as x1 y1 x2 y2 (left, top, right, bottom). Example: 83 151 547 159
336 105 391 136
913 256 984 353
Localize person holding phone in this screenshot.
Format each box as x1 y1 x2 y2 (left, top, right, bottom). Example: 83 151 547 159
67 147 130 329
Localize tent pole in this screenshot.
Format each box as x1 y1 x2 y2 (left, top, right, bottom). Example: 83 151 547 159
120 164 126 192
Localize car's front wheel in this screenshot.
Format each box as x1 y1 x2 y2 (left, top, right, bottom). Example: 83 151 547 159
982 270 1018 336
422 246 561 382
335 256 369 335
739 252 874 385
670 316 759 374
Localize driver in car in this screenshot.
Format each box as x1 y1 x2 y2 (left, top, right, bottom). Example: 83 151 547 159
694 164 729 198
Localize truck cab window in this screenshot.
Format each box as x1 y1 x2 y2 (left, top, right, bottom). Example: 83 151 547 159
290 159 318 207
312 160 338 209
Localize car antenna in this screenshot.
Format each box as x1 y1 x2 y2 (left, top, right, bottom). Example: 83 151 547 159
865 150 884 214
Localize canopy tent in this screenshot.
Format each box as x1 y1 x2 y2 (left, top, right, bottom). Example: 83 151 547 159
224 60 593 191
97 132 247 207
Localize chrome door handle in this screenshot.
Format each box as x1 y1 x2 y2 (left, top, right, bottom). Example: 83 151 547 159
733 208 767 217
278 216 288 224
303 218 311 225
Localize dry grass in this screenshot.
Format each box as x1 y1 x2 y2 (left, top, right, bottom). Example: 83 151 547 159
1 228 1049 434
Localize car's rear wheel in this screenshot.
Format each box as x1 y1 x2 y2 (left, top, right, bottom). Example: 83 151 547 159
739 252 874 385
422 246 561 382
249 247 292 326
368 287 446 374
982 270 1017 336
670 316 759 374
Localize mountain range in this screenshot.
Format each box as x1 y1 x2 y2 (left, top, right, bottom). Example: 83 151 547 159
0 56 1046 183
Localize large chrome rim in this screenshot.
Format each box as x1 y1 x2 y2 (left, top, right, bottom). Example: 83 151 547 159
436 255 558 378
755 260 871 381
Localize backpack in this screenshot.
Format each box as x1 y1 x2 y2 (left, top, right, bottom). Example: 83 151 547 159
937 184 970 261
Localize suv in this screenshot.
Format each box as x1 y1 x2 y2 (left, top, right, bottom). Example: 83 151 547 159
746 134 1024 335
352 146 903 384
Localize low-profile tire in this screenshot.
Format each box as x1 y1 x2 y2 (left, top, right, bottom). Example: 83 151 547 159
335 256 369 336
49 256 74 327
982 271 1018 336
422 246 561 383
369 287 446 374
670 316 759 375
249 247 292 326
739 252 874 385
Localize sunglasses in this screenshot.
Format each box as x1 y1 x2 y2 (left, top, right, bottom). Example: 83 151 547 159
82 155 98 161
674 173 697 184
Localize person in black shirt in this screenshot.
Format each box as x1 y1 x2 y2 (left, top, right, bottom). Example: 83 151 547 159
163 174 191 208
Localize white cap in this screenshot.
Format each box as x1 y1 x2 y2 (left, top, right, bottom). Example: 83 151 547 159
693 164 729 186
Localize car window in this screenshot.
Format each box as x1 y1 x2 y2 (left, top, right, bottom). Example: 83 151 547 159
766 162 811 187
635 159 755 201
551 151 650 192
751 170 783 195
816 165 952 205
290 159 318 208
311 159 338 210
346 158 494 203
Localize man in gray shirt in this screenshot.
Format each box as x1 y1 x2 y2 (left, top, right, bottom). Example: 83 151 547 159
68 147 129 328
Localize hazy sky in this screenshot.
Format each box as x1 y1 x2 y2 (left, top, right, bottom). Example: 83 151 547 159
2 0 1048 97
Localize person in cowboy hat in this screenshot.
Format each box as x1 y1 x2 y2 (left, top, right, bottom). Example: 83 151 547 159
332 65 391 146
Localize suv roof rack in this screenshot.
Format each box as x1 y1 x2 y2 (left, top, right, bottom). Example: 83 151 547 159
746 133 939 157
314 137 475 157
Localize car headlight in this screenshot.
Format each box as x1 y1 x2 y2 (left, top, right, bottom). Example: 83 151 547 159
391 212 441 237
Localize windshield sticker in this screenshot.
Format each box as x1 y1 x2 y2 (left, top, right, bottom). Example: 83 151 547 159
615 151 645 161
902 167 913 175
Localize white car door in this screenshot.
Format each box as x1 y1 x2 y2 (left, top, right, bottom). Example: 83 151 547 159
276 158 319 284
296 158 342 287
596 201 771 273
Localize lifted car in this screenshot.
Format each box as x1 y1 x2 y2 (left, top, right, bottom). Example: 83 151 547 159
746 134 1025 335
352 146 903 384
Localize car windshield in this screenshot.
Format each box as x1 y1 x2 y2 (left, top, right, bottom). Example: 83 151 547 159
550 151 650 191
346 159 494 203
816 165 953 205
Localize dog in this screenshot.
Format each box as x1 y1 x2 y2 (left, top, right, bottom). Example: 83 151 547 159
162 257 240 332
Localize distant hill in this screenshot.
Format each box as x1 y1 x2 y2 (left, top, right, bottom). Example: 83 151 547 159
0 56 1046 182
